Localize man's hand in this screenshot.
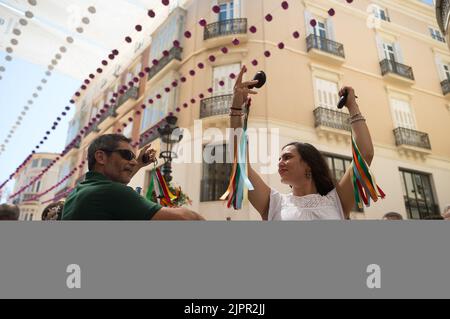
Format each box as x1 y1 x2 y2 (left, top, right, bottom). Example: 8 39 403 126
137 144 157 168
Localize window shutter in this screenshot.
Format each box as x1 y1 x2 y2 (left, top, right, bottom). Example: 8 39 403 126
394 42 404 63
326 18 335 41
375 35 385 61
304 10 315 35
211 0 219 22
435 55 445 81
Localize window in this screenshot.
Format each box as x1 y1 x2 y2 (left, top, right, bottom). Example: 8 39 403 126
31 159 39 168
390 98 416 130
219 0 234 21
323 153 363 212
212 63 241 96
399 169 439 219
429 27 445 43
33 180 41 193
141 88 169 131
149 10 185 61
304 10 335 40
313 20 327 38
200 144 232 202
372 5 390 22
41 159 52 167
382 42 396 61
314 78 340 110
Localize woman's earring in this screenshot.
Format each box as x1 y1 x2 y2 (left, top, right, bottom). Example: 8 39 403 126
305 171 312 179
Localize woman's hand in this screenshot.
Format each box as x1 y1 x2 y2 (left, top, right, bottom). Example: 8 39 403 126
232 66 258 109
338 86 358 113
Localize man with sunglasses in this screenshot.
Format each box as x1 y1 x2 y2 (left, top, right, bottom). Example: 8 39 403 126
62 134 204 220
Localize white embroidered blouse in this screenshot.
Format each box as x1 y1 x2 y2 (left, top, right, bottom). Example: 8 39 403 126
268 188 345 220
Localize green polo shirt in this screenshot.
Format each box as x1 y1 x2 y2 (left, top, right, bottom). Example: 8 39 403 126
62 171 162 220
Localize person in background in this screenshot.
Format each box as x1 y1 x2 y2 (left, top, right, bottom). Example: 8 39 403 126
382 212 403 220
0 204 20 221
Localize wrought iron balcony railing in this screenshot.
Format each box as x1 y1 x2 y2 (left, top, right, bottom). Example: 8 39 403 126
200 94 233 119
84 121 100 137
441 79 450 95
306 34 345 59
393 127 431 150
313 107 351 132
139 118 166 148
148 46 183 81
380 59 415 81
204 18 247 40
116 86 139 108
97 105 118 126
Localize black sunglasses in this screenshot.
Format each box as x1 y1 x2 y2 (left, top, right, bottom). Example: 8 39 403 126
101 149 137 161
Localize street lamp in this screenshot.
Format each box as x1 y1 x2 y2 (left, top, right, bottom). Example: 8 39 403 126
157 114 183 182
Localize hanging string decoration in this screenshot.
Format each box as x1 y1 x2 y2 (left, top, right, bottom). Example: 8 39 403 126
220 99 254 210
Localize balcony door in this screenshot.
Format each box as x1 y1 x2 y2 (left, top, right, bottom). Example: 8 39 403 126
213 63 241 96
218 0 234 22
383 42 396 62
314 78 340 111
390 98 416 130
313 20 327 39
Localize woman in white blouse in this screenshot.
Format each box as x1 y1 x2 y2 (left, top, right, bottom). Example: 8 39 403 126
230 66 374 220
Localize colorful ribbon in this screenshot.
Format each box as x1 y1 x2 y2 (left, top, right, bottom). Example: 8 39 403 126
146 167 177 206
351 133 385 208
221 99 254 210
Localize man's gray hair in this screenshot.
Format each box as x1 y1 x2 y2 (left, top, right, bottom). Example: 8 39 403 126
88 134 132 171
0 204 20 220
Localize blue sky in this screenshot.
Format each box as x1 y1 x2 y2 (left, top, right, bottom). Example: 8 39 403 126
0 50 79 202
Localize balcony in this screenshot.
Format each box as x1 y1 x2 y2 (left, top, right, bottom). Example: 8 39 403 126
394 127 431 154
148 46 183 82
200 94 233 119
139 118 166 148
114 86 139 115
84 122 100 137
203 18 248 48
314 107 351 130
441 79 450 96
313 107 351 141
380 59 415 85
306 34 345 63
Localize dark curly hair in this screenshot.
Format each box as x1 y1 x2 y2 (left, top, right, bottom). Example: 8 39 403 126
282 142 335 196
